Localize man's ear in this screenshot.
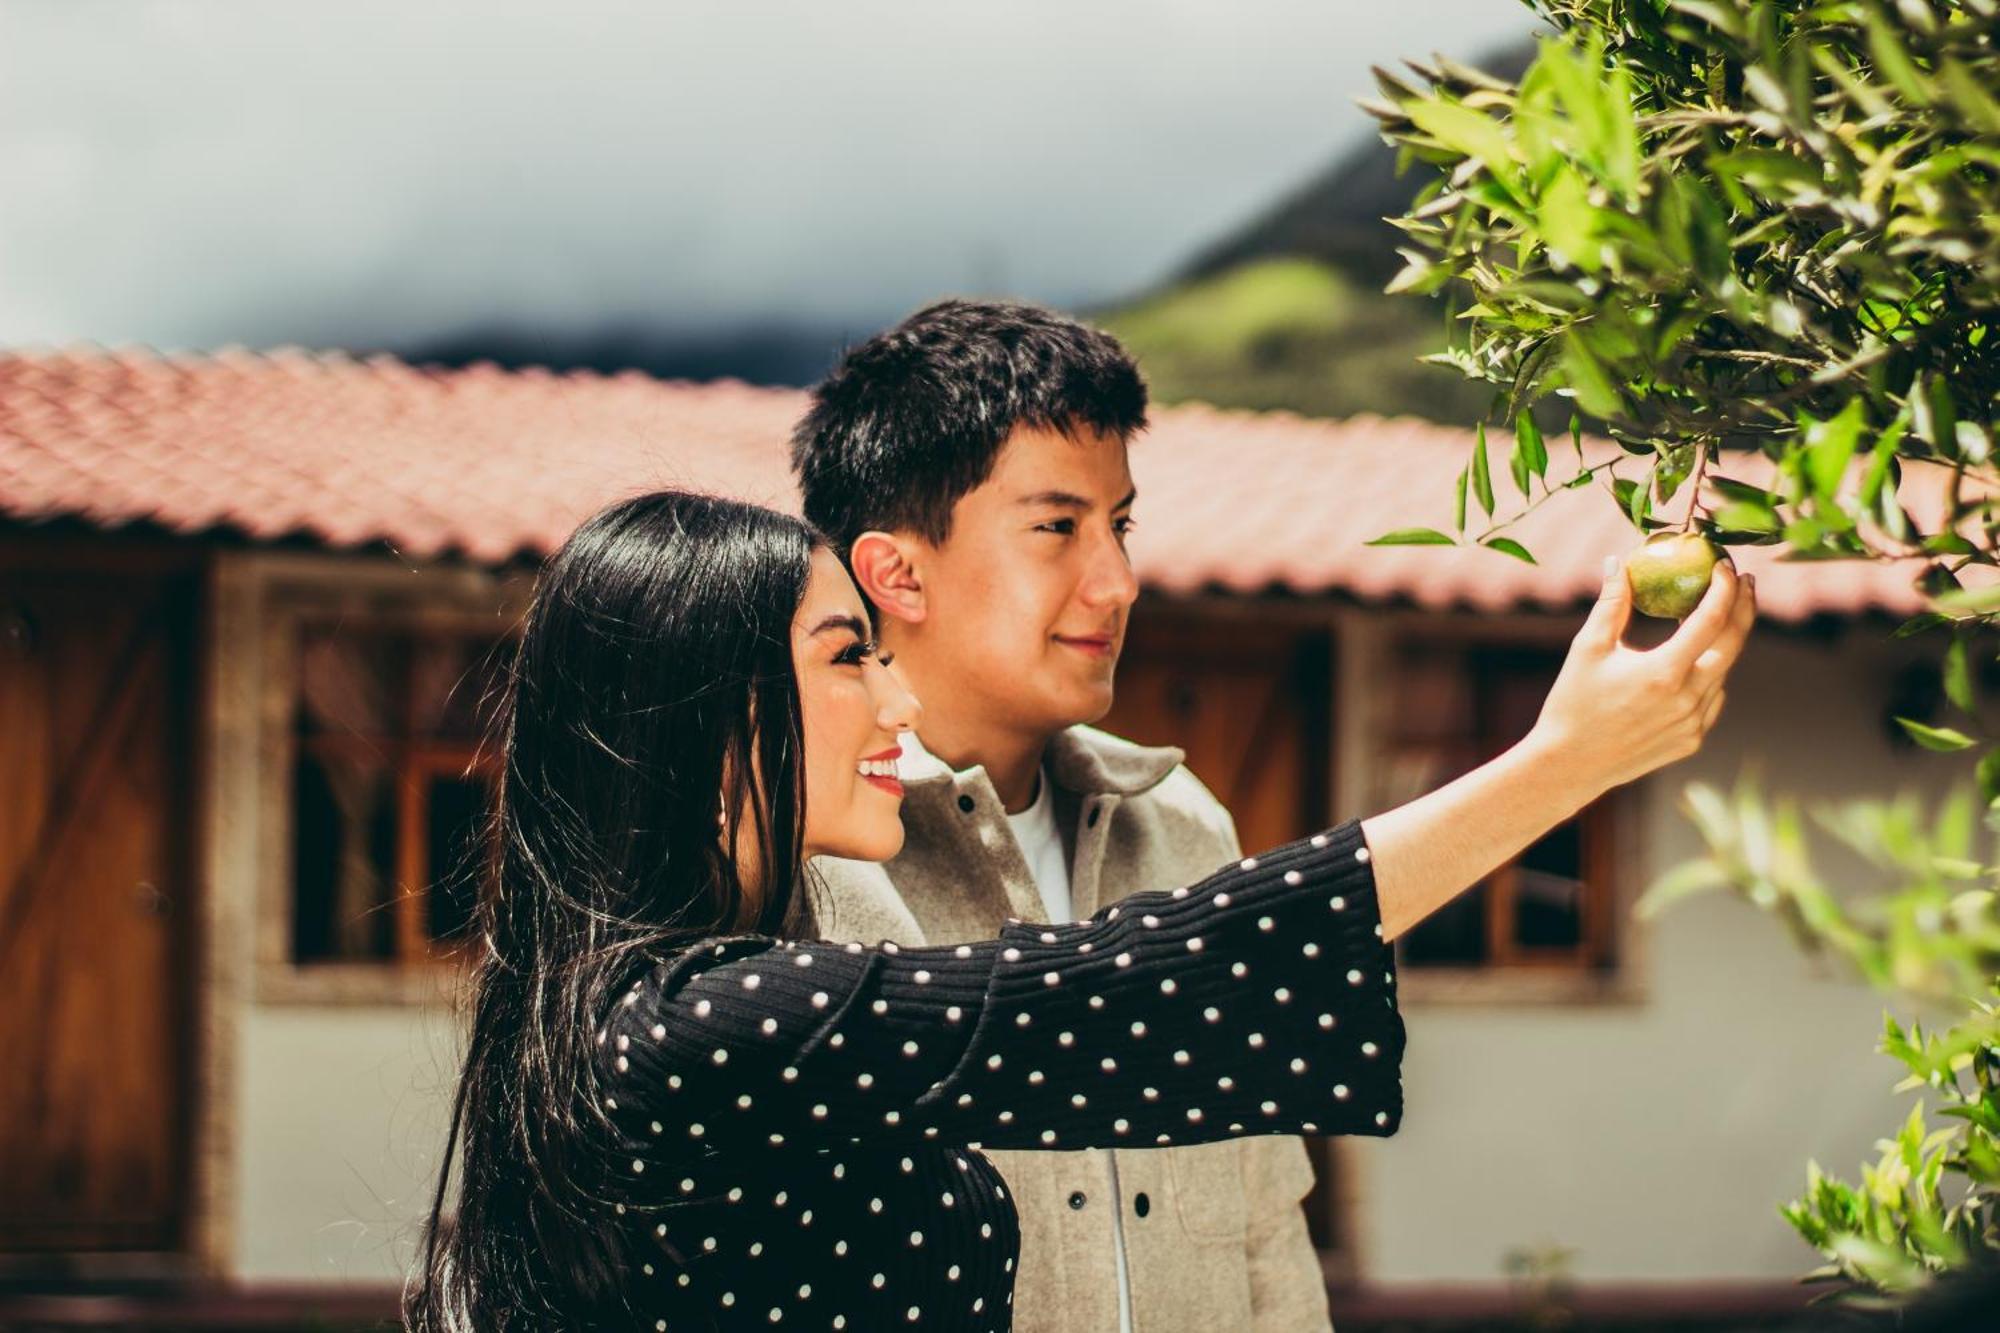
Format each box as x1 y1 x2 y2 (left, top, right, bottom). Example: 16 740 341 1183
849 532 927 625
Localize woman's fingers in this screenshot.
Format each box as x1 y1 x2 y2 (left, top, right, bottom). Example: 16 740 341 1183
1575 554 1635 656
1658 561 1743 678
1699 685 1727 734
1689 573 1758 689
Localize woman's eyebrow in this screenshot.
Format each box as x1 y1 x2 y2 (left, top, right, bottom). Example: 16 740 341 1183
808 614 870 638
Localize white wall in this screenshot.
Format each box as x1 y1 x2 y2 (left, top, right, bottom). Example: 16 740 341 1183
233 1005 460 1282
220 611 1958 1288
1354 623 1962 1283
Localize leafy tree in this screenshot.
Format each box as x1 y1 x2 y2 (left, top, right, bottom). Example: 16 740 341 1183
1367 0 2000 1301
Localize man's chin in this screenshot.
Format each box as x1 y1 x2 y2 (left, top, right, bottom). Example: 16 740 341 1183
1037 682 1118 733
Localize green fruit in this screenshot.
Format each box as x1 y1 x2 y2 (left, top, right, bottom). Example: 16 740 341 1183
1627 532 1723 620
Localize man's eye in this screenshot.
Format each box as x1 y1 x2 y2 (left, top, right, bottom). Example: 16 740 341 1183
1114 517 1137 537
1036 520 1076 536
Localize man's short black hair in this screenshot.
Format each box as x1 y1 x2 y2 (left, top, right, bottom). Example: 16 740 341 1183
791 298 1148 558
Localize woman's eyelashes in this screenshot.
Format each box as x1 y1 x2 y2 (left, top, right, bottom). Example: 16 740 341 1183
831 637 893 668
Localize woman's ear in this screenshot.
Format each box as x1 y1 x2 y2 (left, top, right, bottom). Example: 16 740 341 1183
849 532 926 625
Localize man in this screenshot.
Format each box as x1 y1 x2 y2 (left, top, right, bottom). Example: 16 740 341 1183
791 299 1337 1331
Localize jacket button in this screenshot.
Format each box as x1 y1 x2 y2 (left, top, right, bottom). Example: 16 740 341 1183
1068 1191 1087 1210
1086 806 1101 828
1133 1193 1150 1218
957 794 976 814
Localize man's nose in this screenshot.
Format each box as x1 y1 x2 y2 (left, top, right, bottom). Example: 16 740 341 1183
1080 529 1140 610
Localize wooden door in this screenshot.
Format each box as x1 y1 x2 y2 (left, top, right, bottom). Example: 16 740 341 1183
1100 612 1331 856
0 550 199 1253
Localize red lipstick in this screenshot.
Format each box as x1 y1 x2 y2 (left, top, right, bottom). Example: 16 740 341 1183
859 745 904 798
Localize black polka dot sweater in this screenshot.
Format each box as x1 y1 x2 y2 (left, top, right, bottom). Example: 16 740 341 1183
597 819 1402 1331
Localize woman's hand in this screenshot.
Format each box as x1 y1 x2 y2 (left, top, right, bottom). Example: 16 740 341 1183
1363 550 1756 942
1530 552 1757 801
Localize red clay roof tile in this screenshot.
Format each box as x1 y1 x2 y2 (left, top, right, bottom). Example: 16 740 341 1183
0 346 1949 622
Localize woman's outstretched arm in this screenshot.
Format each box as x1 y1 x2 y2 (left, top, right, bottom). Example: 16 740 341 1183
1366 556 1757 941
599 820 1399 1171
597 557 1756 1184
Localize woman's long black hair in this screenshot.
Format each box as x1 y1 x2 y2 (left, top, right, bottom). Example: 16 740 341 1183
405 490 822 1331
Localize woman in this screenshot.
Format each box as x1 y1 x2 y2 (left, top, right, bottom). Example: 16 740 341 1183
406 490 1753 1331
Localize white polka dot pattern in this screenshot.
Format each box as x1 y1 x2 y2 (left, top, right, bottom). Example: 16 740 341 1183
596 820 1400 1329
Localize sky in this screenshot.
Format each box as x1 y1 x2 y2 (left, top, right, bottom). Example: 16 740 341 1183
0 1 1534 359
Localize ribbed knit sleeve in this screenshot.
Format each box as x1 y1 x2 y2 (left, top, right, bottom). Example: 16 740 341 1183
600 820 1401 1168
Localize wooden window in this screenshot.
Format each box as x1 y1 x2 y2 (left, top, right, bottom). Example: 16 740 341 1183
290 623 510 965
1377 638 1617 974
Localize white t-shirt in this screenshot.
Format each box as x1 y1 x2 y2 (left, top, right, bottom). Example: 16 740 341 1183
1005 769 1074 925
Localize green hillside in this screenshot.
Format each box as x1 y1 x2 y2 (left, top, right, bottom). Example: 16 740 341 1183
1097 256 1492 424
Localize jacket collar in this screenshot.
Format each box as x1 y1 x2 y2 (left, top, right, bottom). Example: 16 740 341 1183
901 724 1184 800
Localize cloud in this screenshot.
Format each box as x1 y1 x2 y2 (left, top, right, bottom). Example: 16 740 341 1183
0 0 1530 350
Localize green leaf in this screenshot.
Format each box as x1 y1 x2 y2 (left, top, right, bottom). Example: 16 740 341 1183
1539 164 1598 270
1472 422 1496 517
1978 749 2000 808
1656 442 1695 506
1933 785 1975 859
1805 401 1865 503
1944 635 1975 713
1384 253 1442 296
1924 531 1977 556
1711 475 1783 507
1743 64 1793 117
1483 536 1537 564
1926 380 1959 454
1891 611 1950 639
1895 718 1976 752
1510 434 1532 498
1367 528 1458 547
1956 421 1992 465
1858 416 1907 509
1865 7 1933 107
1404 97 1522 194
1932 584 2000 618
1613 476 1651 531
1454 466 1469 533
1940 57 2000 133
1516 410 1549 483
1636 856 1732 919
1562 333 1623 419
1712 501 1782 534
1665 0 1745 38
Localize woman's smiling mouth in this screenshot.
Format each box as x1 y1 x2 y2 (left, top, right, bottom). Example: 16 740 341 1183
858 746 904 797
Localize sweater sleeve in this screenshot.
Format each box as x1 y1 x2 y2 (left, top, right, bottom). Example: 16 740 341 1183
600 820 1401 1162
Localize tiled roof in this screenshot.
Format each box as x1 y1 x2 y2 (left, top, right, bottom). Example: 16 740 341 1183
0 345 1943 622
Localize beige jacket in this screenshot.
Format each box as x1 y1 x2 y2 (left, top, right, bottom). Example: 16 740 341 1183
808 725 1333 1333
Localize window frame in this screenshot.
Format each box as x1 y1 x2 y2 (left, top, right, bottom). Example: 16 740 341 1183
1333 608 1648 1008
252 557 529 1006
290 628 504 968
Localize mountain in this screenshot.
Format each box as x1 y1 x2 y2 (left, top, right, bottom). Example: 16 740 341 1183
1174 41 1534 288
1096 40 1536 425
395 319 866 388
